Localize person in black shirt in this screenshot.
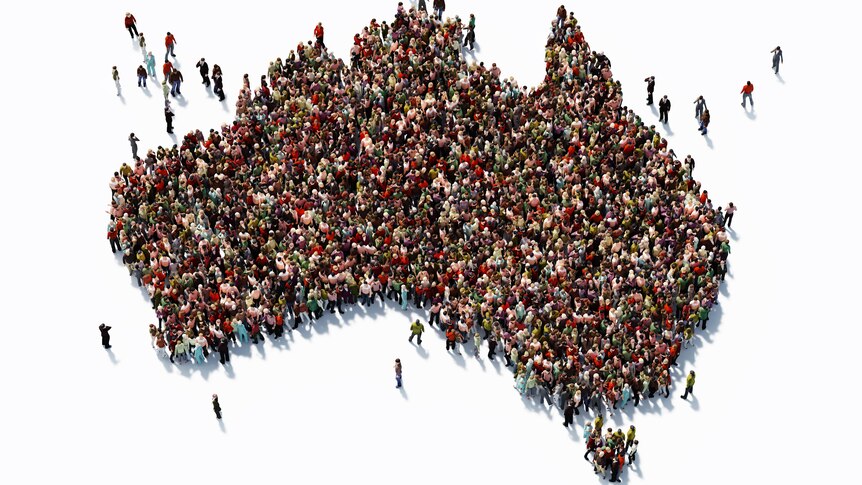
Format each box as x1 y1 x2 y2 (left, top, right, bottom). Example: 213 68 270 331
99 324 112 349
644 76 655 105
658 95 671 123
196 58 210 86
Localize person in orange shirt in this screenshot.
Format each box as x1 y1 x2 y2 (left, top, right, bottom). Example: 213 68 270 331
741 81 754 108
164 31 177 62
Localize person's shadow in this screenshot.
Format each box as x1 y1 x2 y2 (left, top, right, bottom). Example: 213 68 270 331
744 108 757 120
106 348 119 365
399 385 408 400
703 134 713 149
775 73 785 84
218 419 226 433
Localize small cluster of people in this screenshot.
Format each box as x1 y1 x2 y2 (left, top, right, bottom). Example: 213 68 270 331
108 4 732 475
115 13 227 136
583 419 638 482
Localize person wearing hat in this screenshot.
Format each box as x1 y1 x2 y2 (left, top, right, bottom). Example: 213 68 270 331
681 370 696 399
394 358 403 388
195 58 210 87
212 394 222 419
408 319 425 345
99 323 112 349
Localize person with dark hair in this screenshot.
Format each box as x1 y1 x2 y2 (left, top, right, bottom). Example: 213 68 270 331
771 46 783 74
314 22 325 49
741 81 754 108
725 202 737 228
99 324 112 349
136 65 147 88
644 76 655 105
164 32 177 62
394 358 403 388
658 95 671 123
112 66 120 96
563 399 575 428
196 58 210 86
487 333 497 360
128 133 140 159
212 394 222 419
464 26 476 51
698 109 710 135
433 0 445 21
409 319 425 345
169 68 183 96
164 106 175 134
681 370 696 399
212 64 225 101
694 95 707 119
217 337 230 365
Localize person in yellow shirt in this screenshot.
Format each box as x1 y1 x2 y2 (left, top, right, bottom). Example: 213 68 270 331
681 370 696 399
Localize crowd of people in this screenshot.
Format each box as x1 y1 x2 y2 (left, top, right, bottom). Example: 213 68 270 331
109 4 732 478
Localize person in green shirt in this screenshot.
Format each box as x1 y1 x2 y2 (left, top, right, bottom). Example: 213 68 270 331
409 319 425 346
681 370 696 399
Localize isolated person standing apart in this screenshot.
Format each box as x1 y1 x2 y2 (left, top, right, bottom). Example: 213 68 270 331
212 394 222 419
136 65 147 88
644 76 655 105
741 81 754 108
394 358 403 388
196 58 210 86
164 32 177 62
693 95 707 119
698 109 710 135
409 319 425 345
124 13 138 38
112 66 120 96
658 95 671 123
99 323 112 349
314 23 325 49
724 202 737 228
681 370 696 399
164 106 175 134
128 133 139 159
771 46 783 74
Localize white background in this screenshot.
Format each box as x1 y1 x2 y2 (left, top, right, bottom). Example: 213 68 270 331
0 1 859 483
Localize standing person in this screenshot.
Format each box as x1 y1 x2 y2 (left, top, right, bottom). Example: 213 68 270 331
212 394 222 419
145 52 156 78
445 325 457 353
138 32 147 60
162 60 173 83
161 81 170 106
212 64 225 101
628 440 639 466
408 319 425 345
472 330 482 357
196 58 210 86
771 46 783 74
314 23 325 49
433 0 445 21
99 323 112 349
124 13 138 38
698 109 710 135
725 202 737 228
112 66 121 96
487 334 497 360
216 337 230 365
136 65 147 88
694 95 707 119
658 95 671 123
644 76 655 105
164 106 175 134
394 358 403 388
563 399 575 428
128 133 139 159
681 370 696 399
169 68 183 96
740 81 754 108
164 32 177 62
626 425 637 450
464 26 476 51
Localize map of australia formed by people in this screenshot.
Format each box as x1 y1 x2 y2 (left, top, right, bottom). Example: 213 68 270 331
108 5 730 462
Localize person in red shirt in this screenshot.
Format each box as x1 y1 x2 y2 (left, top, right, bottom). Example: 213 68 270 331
314 23 325 49
124 13 138 38
164 32 177 62
741 81 754 108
